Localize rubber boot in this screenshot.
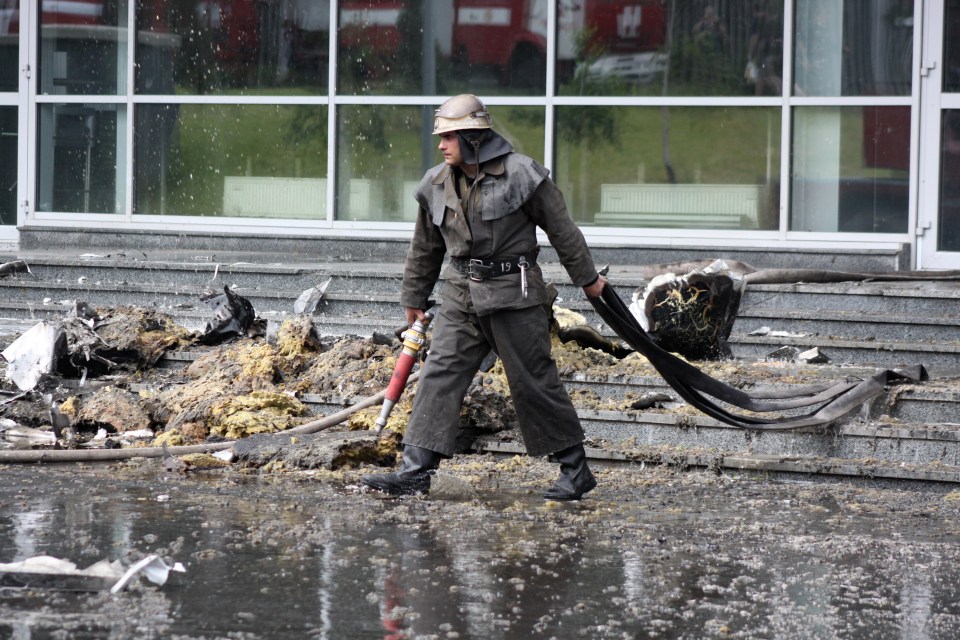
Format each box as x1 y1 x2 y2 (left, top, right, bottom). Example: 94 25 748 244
543 443 597 501
362 445 440 496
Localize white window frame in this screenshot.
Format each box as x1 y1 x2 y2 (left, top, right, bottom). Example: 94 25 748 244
16 0 916 260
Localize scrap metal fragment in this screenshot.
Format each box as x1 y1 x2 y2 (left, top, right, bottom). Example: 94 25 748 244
798 347 830 364
0 260 30 278
294 278 332 314
197 286 261 344
1 321 66 390
0 556 125 592
629 392 673 410
109 554 186 593
766 345 801 361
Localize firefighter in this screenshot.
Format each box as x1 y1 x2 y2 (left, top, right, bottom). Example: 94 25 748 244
362 94 607 500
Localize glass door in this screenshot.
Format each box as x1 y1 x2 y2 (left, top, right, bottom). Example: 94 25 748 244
918 0 960 268
0 0 22 231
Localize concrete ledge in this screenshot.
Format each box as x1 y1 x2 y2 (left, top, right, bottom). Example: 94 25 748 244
476 440 960 484
16 227 910 273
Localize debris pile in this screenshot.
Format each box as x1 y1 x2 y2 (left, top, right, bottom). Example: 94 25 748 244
629 259 745 360
1 259 942 473
0 289 535 465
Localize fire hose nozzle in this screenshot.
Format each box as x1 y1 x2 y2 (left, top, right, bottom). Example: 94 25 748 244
375 312 433 436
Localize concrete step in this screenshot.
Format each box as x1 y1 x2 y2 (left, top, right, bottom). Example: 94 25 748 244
0 280 407 323
10 229 912 273
479 441 960 484
206 384 960 475
741 281 960 316
151 348 960 437
729 334 960 369
559 370 960 425
575 409 960 469
3 255 959 370
734 307 960 343
4 292 958 372
4 256 403 296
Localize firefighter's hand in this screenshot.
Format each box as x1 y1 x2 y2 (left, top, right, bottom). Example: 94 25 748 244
583 274 607 299
405 307 426 325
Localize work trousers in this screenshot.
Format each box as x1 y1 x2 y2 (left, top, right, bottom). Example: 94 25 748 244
402 302 585 458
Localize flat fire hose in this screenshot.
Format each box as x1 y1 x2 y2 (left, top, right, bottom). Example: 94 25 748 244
588 283 928 431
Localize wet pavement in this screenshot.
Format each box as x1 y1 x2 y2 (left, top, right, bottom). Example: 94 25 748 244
2 459 960 639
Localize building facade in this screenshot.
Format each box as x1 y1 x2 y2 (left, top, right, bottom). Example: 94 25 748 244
1 0 958 269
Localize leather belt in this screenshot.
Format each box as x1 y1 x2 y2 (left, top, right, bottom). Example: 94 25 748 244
450 253 537 281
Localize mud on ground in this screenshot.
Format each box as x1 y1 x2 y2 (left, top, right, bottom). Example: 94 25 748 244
2 457 960 638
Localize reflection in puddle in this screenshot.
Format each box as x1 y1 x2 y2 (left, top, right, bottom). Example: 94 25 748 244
0 466 959 638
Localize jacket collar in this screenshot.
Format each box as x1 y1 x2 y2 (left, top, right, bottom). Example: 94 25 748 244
431 155 507 185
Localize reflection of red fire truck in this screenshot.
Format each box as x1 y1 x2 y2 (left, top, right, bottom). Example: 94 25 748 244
335 0 667 86
339 0 404 55
452 0 667 85
2 0 112 32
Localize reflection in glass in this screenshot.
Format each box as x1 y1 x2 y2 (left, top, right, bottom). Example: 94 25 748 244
136 0 330 95
946 0 960 94
794 0 913 97
790 106 909 233
39 0 128 95
134 104 327 217
336 104 543 221
0 0 18 92
0 107 15 224
451 0 545 92
338 0 442 96
556 1 776 97
37 103 125 213
939 110 960 252
556 106 780 230
336 0 546 96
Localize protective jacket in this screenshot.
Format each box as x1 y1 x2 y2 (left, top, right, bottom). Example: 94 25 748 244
398 149 597 457
400 153 598 316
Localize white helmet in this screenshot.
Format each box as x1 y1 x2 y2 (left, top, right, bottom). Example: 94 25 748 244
432 94 492 135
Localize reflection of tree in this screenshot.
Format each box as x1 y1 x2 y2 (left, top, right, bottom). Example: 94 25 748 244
560 27 620 220
284 107 330 168
670 3 739 95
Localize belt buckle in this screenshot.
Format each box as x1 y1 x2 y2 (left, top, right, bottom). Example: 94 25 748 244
468 258 490 281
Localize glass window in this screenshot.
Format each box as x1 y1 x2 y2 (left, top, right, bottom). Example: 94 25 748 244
337 0 546 96
939 110 960 252
556 105 780 230
134 104 328 217
135 0 330 95
945 0 960 94
557 1 779 97
794 0 913 97
336 103 543 221
0 1 18 92
0 107 15 224
37 103 126 213
39 0 128 95
790 106 909 233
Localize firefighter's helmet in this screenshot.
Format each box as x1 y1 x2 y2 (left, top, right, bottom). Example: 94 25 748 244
432 94 492 135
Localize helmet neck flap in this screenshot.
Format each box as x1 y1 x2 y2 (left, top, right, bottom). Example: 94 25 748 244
457 128 514 166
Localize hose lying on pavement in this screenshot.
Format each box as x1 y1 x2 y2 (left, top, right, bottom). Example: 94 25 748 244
0 373 419 464
589 284 928 431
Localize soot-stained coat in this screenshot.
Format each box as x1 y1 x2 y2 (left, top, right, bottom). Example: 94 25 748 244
398 151 600 458
400 153 599 316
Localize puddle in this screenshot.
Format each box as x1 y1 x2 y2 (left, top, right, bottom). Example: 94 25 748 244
1 463 959 638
